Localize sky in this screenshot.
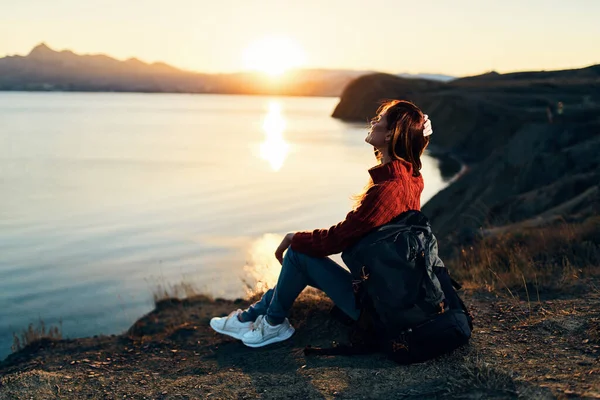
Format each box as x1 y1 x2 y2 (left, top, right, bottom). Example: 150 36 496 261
0 0 599 77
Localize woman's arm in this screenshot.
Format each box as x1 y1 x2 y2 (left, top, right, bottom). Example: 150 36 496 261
289 183 397 258
275 232 295 264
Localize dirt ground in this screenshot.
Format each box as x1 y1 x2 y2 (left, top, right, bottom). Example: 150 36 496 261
1 285 599 400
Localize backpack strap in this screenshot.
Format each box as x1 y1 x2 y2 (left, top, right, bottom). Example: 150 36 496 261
456 293 474 330
450 277 462 291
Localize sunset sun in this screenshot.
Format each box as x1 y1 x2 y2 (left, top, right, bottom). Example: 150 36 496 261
243 36 307 76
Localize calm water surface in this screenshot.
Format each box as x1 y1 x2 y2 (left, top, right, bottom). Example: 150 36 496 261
0 92 453 359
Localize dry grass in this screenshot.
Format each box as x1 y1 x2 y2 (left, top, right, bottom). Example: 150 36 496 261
11 319 63 353
448 216 600 295
0 370 64 398
151 281 204 305
447 355 517 395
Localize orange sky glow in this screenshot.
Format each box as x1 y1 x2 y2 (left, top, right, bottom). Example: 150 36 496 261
1 0 599 77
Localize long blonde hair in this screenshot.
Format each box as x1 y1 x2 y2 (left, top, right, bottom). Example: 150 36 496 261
352 100 430 208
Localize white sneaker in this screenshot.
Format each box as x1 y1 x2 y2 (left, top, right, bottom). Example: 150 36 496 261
209 309 252 340
241 315 295 348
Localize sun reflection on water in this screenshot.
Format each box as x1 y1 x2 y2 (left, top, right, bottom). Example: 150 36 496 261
242 233 282 295
260 101 290 171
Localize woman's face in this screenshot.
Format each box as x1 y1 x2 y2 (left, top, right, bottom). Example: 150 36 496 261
365 112 391 149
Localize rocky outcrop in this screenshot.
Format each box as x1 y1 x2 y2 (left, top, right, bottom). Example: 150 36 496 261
2 290 598 399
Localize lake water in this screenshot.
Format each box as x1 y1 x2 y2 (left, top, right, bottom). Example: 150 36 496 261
0 92 454 360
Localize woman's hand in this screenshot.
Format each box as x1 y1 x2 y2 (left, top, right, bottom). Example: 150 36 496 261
275 232 295 265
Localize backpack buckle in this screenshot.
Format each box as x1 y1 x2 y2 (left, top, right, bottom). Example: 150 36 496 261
352 266 370 293
438 300 448 314
360 266 370 281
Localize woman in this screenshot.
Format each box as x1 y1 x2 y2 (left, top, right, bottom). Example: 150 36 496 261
210 100 433 348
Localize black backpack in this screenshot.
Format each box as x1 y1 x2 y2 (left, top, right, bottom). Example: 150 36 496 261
304 210 473 364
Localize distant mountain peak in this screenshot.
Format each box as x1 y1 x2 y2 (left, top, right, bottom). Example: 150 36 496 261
29 43 56 57
125 57 145 66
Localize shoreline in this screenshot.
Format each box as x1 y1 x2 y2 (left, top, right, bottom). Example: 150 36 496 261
426 145 471 185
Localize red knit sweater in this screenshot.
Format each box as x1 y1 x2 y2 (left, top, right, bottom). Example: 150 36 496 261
290 158 424 257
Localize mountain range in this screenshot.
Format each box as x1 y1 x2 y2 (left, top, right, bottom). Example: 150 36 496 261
0 43 453 96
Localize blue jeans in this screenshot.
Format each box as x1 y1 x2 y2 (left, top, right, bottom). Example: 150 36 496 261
240 247 360 324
